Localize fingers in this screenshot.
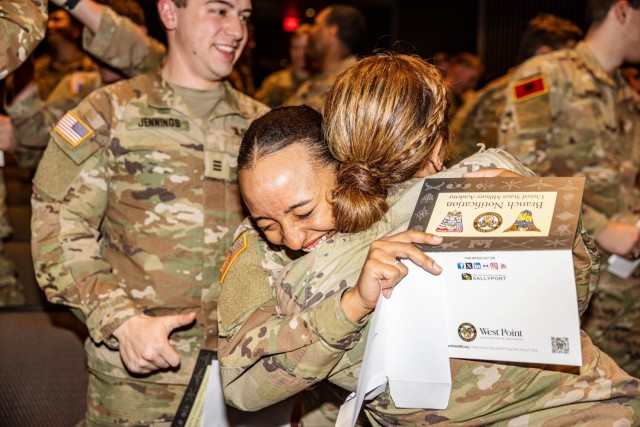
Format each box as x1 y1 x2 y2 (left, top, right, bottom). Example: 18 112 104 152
369 234 443 276
164 311 197 332
115 312 196 374
463 168 522 178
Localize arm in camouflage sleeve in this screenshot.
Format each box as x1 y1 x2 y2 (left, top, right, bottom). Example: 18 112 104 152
81 5 166 76
219 230 366 412
4 81 76 167
31 93 139 345
0 0 47 79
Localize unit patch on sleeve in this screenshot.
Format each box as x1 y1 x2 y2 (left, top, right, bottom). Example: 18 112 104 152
54 112 94 147
512 74 548 102
219 233 248 284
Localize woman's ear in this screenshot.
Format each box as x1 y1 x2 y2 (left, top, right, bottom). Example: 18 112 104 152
158 0 178 31
429 138 444 171
416 138 445 177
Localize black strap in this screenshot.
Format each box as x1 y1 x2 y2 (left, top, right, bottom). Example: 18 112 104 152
171 349 218 427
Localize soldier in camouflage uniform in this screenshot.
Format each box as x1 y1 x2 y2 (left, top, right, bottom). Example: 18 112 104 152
0 0 163 307
498 0 640 378
33 7 97 99
0 0 48 304
3 0 164 161
31 0 268 424
450 14 583 164
443 52 484 121
254 24 311 108
0 0 47 79
218 55 640 425
283 5 365 112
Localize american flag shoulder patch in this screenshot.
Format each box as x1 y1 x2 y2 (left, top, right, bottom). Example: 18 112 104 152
512 74 548 102
219 233 248 284
70 73 86 95
55 112 94 147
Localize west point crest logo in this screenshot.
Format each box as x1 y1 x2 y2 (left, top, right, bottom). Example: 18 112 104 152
458 322 477 342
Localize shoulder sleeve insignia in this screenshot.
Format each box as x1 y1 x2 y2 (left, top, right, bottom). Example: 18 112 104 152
511 74 548 102
70 73 86 95
54 112 94 147
219 233 248 284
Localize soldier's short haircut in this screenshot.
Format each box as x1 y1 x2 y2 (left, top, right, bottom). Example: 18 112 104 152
171 0 187 8
586 0 640 26
325 5 367 54
98 0 146 26
448 52 484 73
516 14 583 64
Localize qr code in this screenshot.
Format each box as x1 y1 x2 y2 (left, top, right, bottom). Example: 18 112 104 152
551 337 569 354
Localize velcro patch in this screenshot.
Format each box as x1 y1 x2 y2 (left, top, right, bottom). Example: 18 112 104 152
70 73 86 95
219 233 248 284
512 74 548 102
54 112 94 147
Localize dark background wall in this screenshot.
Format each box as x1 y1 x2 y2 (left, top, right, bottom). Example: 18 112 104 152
139 0 588 88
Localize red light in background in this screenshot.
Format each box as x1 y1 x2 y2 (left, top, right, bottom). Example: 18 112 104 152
283 16 299 32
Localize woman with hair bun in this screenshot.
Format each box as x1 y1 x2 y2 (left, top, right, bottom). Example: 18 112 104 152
218 53 640 425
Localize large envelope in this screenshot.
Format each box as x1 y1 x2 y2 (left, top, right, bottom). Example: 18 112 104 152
337 177 585 426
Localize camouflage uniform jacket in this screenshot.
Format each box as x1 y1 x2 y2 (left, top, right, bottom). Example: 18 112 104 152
0 0 47 79
450 69 514 163
283 55 357 112
33 53 97 100
217 149 640 425
255 67 306 108
31 68 268 385
48 70 103 102
4 6 166 166
498 41 640 238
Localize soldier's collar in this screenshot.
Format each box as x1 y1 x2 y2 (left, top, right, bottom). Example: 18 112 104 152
145 70 252 120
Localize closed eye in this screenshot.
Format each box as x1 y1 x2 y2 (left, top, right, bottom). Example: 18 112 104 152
258 222 276 232
295 209 314 220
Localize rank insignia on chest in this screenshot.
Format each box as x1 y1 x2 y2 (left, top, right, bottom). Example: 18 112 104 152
220 233 248 284
204 150 233 180
512 74 548 102
54 112 94 147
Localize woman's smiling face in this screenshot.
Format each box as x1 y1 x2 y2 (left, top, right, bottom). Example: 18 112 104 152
239 144 337 251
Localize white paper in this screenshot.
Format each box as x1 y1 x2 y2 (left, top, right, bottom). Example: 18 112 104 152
607 255 640 279
429 250 582 366
201 359 230 427
336 262 451 427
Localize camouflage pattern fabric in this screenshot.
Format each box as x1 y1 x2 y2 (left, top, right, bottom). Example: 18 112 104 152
3 74 99 169
283 56 357 113
31 68 268 425
0 174 12 241
0 243 24 307
217 149 640 425
48 70 103 102
4 5 166 163
498 41 640 378
255 67 307 108
0 152 22 307
450 70 513 164
33 53 97 100
82 6 167 77
0 0 47 79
